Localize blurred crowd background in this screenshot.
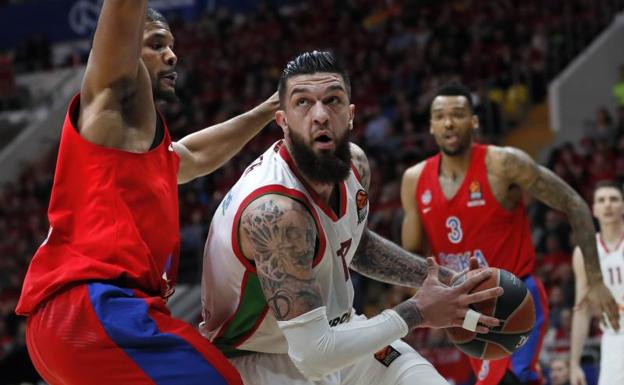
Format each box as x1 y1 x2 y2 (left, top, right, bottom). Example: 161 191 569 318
2 0 624 384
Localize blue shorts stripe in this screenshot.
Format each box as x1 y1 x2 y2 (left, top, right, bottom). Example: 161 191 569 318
87 282 228 385
510 276 546 382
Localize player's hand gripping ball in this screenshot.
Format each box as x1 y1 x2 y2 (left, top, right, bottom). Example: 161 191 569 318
446 268 536 360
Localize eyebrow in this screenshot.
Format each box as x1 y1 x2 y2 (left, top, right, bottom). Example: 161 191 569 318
290 84 346 98
147 31 174 43
432 106 469 112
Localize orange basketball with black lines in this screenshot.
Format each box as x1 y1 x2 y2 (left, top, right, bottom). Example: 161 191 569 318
446 268 536 360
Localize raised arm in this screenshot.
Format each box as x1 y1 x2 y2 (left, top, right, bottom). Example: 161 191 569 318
174 93 279 184
570 247 591 385
79 0 159 150
492 146 619 329
82 0 147 103
400 163 427 254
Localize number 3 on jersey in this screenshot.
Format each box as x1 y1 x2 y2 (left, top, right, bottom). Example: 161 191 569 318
446 216 463 244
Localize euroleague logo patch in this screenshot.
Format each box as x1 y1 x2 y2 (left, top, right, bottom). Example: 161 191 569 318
356 189 369 224
374 345 401 367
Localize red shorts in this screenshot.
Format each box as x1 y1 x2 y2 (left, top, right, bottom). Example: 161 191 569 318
25 282 243 385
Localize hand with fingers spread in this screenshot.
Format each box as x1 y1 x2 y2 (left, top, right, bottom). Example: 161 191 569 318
449 256 485 287
394 257 502 334
580 281 620 331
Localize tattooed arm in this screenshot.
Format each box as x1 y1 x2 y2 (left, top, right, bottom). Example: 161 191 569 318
239 194 322 321
350 143 371 190
491 146 620 330
350 228 455 286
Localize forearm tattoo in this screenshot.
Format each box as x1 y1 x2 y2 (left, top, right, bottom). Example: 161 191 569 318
393 299 424 330
241 197 323 320
351 229 455 287
526 168 602 278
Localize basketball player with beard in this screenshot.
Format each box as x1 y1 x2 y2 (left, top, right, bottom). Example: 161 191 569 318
570 181 624 385
400 83 619 385
199 51 505 385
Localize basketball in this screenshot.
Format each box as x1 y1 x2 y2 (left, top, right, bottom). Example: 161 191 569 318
446 268 536 360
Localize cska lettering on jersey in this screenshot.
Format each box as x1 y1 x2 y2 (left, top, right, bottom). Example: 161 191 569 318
438 249 489 272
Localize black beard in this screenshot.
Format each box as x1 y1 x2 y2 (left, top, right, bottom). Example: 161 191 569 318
440 144 468 156
439 133 472 156
288 128 352 184
154 84 178 103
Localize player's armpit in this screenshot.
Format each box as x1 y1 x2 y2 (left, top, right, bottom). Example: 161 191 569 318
239 194 323 321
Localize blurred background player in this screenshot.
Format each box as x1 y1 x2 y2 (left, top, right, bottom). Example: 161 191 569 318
570 181 624 385
200 50 503 385
15 1 278 384
549 358 572 385
400 83 620 385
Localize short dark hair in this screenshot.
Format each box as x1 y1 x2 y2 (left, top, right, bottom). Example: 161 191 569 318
146 8 168 26
278 51 351 104
594 180 624 198
431 82 474 111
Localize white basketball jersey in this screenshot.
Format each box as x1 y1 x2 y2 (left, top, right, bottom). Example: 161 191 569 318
597 233 624 334
200 141 369 357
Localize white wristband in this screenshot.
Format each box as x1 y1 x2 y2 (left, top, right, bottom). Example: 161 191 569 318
462 308 481 332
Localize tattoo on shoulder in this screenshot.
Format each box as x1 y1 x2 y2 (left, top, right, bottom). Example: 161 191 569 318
241 197 323 320
351 148 371 190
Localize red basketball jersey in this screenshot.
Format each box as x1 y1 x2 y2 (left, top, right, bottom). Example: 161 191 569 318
415 144 535 277
16 94 181 315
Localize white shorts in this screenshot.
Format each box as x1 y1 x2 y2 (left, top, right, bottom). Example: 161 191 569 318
230 338 448 385
598 333 624 385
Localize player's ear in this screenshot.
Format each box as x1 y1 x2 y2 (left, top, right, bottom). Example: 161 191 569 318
276 110 288 135
349 104 355 131
472 114 479 133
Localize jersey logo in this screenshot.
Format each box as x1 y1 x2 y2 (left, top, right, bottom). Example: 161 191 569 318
421 189 432 205
439 249 488 271
515 335 529 349
336 239 353 281
446 216 463 244
355 189 368 224
467 181 485 207
374 345 401 367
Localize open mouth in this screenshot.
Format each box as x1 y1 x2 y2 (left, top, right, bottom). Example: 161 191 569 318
315 134 332 143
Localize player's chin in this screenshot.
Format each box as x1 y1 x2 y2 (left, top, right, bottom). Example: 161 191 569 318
155 87 179 103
